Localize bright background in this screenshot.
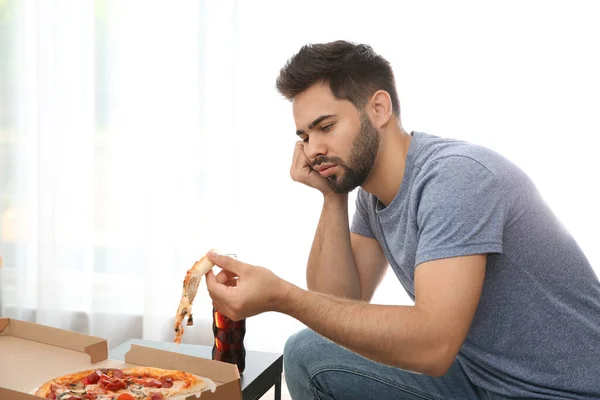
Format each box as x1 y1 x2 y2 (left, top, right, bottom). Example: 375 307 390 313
1 0 598 360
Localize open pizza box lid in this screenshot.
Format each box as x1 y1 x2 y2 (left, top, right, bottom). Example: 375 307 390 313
0 318 241 400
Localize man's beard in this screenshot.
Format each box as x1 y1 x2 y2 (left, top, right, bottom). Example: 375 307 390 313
313 114 380 194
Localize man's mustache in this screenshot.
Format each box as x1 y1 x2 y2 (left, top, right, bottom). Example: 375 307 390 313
312 156 344 168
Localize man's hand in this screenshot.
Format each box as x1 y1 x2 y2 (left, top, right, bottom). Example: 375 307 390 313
290 141 333 195
205 251 287 321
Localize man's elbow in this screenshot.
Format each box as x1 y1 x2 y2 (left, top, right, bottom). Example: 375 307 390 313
414 342 460 378
423 358 454 378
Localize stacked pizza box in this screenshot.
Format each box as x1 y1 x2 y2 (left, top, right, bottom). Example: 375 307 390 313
0 318 241 400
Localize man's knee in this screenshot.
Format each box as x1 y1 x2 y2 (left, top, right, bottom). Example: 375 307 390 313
284 328 314 377
284 329 325 398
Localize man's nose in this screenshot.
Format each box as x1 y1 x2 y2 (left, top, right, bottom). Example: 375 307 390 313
305 136 327 162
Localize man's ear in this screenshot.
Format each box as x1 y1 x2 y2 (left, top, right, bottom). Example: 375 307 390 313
367 90 393 129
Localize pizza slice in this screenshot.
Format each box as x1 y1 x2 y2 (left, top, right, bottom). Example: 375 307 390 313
34 366 215 399
174 253 215 344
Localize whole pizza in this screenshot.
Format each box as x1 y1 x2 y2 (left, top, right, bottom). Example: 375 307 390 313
34 366 214 400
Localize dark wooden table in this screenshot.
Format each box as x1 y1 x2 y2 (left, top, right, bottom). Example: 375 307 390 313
109 339 283 400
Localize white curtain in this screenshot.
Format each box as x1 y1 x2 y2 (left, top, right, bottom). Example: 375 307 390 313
1 0 599 356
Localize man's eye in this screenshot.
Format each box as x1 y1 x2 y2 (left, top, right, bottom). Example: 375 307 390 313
322 123 334 132
302 137 309 143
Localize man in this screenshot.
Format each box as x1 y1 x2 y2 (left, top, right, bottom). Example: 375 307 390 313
205 41 600 399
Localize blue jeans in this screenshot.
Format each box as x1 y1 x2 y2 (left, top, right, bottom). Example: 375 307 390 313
284 329 532 400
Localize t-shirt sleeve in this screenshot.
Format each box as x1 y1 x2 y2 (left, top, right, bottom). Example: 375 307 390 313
415 156 508 266
351 189 376 238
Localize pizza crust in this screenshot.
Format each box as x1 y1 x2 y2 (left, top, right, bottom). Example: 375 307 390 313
34 369 91 396
166 377 217 400
33 381 53 397
190 255 215 277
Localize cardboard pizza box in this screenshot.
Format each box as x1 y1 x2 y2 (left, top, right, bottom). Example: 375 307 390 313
0 318 241 400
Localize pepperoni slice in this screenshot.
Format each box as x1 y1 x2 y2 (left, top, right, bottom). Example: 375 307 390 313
85 370 103 384
111 369 124 379
161 377 173 388
132 377 163 388
150 393 165 400
145 378 162 387
98 374 127 391
117 394 135 400
104 380 127 391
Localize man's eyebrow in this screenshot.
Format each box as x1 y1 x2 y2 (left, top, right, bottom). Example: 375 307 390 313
296 114 336 136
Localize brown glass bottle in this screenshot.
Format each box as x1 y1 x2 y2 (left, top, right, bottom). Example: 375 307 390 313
212 307 246 373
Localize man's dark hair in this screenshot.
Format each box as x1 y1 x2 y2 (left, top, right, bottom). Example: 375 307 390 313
276 40 400 116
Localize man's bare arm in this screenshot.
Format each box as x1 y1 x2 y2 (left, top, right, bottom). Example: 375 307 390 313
283 255 486 376
306 194 388 301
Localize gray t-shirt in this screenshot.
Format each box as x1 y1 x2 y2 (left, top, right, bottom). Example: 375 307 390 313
351 131 600 399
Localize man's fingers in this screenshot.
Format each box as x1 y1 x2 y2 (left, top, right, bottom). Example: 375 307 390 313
206 269 229 298
215 270 228 284
295 143 309 167
215 269 238 286
207 251 246 275
291 141 312 180
205 269 217 288
293 141 304 160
